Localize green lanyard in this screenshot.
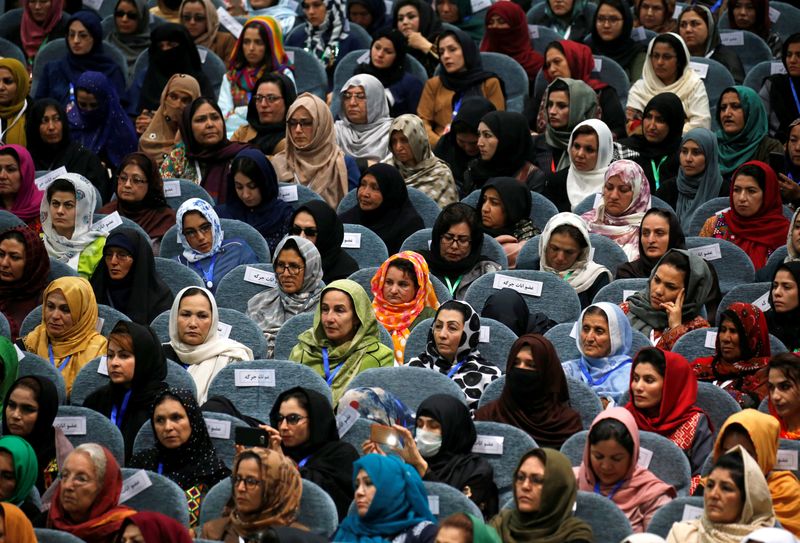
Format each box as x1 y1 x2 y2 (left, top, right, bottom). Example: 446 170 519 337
650 156 668 190
444 276 463 296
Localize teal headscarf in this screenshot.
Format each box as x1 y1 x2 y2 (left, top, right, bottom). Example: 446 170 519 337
715 86 769 176
334 454 436 542
675 127 724 230
0 435 37 505
0 337 19 408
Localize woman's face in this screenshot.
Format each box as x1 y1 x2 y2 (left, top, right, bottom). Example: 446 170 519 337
433 308 465 362
590 437 631 485
438 36 465 73
580 312 612 358
549 0 574 17
480 187 506 230
631 362 664 411
288 107 314 148
290 211 318 245
731 174 763 218
45 289 74 338
382 264 418 304
254 82 286 125
0 451 16 503
354 468 376 516
177 293 213 345
546 90 570 129
115 0 140 34
786 42 800 78
276 397 310 447
718 317 743 362
545 231 582 271
276 247 306 294
4 386 38 437
397 5 420 35
0 237 24 282
343 85 368 125
0 68 17 108
639 0 666 28
719 91 746 136
320 290 358 345
545 48 571 79
679 11 708 51
643 108 669 144
48 190 77 238
649 263 685 309
792 214 800 257
181 1 208 39
486 13 510 29
371 37 397 69
233 172 262 209
75 90 98 113
242 27 267 68
705 467 744 524
732 0 757 29
68 20 94 55
117 163 148 204
768 368 800 421
107 336 135 386
514 345 535 370
302 0 327 26
60 452 101 522
439 222 472 263
476 122 498 161
0 152 19 194
357 173 383 211
650 42 679 85
772 269 799 313
515 455 545 513
191 103 224 147
348 2 372 28
234 457 264 514
640 214 670 260
789 124 800 168
182 211 214 253
436 0 458 23
29 0 52 24
120 524 145 543
595 4 624 41
391 131 415 166
154 398 192 449
39 105 63 145
680 139 706 177
416 415 442 434
570 133 599 172
602 175 634 217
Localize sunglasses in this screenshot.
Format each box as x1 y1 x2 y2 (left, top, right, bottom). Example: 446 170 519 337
114 9 138 18
289 225 318 237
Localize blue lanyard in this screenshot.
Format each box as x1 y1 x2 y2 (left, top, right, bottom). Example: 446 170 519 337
48 344 71 373
447 359 466 379
298 455 311 468
110 390 132 428
157 462 163 475
594 479 626 500
322 348 343 386
709 0 723 11
193 253 218 289
451 96 464 121
790 79 800 118
579 359 631 386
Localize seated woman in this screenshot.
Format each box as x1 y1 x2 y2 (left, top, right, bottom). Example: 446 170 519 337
99 153 177 252
407 301 502 412
164 287 254 403
757 207 800 282
586 0 647 82
271 93 360 208
625 347 713 478
393 0 443 77
346 0 389 35
666 447 775 543
83 321 168 461
160 98 250 203
247 236 324 357
434 0 487 42
289 200 358 283
89 229 174 325
765 262 800 352
216 149 292 253
0 145 41 232
678 6 745 84
138 74 201 166
119 512 194 543
338 163 424 255
0 435 40 520
333 453 437 542
173 198 258 293
481 4 544 88
433 96 495 190
491 448 593 543
626 34 710 136
581 159 652 261
726 0 781 57
1 503 36 540
480 288 546 336
767 353 800 440
760 34 800 142
363 394 498 518
220 17 293 139
387 114 458 206
21 276 107 394
6 0 68 67
576 407 676 532
562 302 635 406
537 213 612 308
478 177 538 269
692 302 771 409
417 28 504 147
616 208 685 279
107 0 152 75
335 74 394 166
0 59 30 147
289 279 394 402
528 0 594 42
355 29 425 118
437 514 500 543
699 161 789 270
621 249 713 351
45 444 136 540
475 334 583 449
180 0 236 63
371 251 440 364
230 73 296 156
128 388 230 528
633 0 676 33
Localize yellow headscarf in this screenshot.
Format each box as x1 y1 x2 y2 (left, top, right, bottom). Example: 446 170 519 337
0 58 30 146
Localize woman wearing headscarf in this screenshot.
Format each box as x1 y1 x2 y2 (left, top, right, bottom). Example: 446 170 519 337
581 160 652 261
89 229 174 325
678 5 744 84
107 0 151 74
387 114 458 206
433 96 495 189
692 302 771 409
335 74 394 166
1 503 36 540
230 73 296 156
586 0 647 82
34 10 127 106
99 153 177 250
0 59 30 146
417 28 504 147
11 0 68 68
765 262 800 353
0 338 19 409
621 248 713 350
478 177 537 269
699 161 789 270
83 321 168 461
151 0 182 22
626 33 710 136
347 0 388 34
633 0 676 33
216 149 292 253
529 0 594 41
616 208 685 279
138 74 201 166
180 0 236 61
757 206 800 282
727 0 782 58
767 353 800 440
0 435 38 520
761 33 800 142
0 227 49 340
480 2 543 84
393 0 443 76
576 407 676 532
67 71 138 172
164 287 254 403
247 236 324 357
370 251 439 364
119 512 193 543
128 388 230 528
0 145 41 231
289 200 358 284
475 334 583 448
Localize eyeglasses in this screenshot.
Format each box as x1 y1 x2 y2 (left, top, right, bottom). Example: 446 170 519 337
287 119 313 129
115 9 138 18
182 223 213 239
441 233 471 246
342 92 367 101
274 414 308 425
233 476 263 490
289 225 318 237
117 173 147 186
255 94 282 104
597 15 622 24
104 250 133 261
275 263 305 275
181 13 206 22
515 473 545 486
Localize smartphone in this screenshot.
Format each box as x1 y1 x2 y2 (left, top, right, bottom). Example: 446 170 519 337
769 151 786 174
370 424 402 447
235 427 269 447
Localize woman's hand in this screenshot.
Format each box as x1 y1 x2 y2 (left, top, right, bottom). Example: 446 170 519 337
361 440 387 456
135 110 153 135
660 288 685 330
258 424 283 454
407 31 433 54
778 173 800 203
389 425 428 477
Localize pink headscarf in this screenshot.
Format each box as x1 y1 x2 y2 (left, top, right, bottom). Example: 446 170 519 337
0 144 42 222
20 0 65 60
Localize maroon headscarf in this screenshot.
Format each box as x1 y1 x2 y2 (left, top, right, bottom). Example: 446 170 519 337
124 511 193 543
0 225 50 340
544 40 608 91
480 2 544 80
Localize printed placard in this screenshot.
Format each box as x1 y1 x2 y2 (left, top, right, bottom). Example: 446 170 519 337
472 435 504 455
689 62 709 79
34 166 68 191
688 243 722 261
95 317 105 333
93 211 123 234
83 0 104 11
53 416 87 436
97 355 109 376
769 6 780 22
384 0 393 15
623 290 637 301
527 24 539 39
120 470 153 503
719 31 744 46
243 266 278 287
163 180 181 197
278 184 299 202
673 4 683 17
428 495 440 515
776 449 799 471
470 0 491 13
357 51 371 64
771 62 787 75
589 248 595 261
479 326 491 343
285 0 299 10
638 446 653 469
570 321 579 339
492 274 542 297
342 232 362 249
592 57 603 72
752 291 771 312
217 6 243 37
217 321 232 339
13 344 24 361
198 48 209 63
705 331 718 349
204 417 232 439
336 406 361 438
631 27 646 41
593 193 602 208
234 368 276 387
681 504 704 522
286 50 295 63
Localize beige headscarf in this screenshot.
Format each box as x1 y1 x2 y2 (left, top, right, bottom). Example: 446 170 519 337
139 74 202 165
179 0 220 50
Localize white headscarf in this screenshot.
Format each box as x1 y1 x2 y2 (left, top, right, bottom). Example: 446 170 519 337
175 198 224 263
565 119 613 210
334 74 393 162
741 528 799 543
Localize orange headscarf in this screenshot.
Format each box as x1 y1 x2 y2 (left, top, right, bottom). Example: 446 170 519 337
0 502 37 543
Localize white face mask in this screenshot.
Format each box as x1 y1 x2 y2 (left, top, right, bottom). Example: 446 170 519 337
415 428 443 458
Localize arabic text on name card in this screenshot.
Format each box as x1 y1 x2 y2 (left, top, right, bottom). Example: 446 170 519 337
35 166 68 191
217 321 232 339
162 180 181 197
342 232 362 248
491 274 543 297
688 243 722 261
120 470 153 503
234 369 276 387
243 266 278 287
278 185 298 202
336 406 361 438
204 418 232 439
472 435 504 455
53 416 87 436
705 331 718 349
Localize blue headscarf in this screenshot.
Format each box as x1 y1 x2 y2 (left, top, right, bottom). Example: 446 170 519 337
334 454 436 543
175 198 224 263
61 10 127 96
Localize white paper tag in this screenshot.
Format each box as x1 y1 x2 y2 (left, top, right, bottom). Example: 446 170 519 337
589 247 595 261
336 405 361 438
34 166 68 191
623 289 637 301
472 435 504 455
204 417 232 439
682 504 704 521
97 355 108 376
689 61 709 79
569 321 579 339
752 291 771 312
342 232 362 249
479 326 490 343
592 56 602 72
427 495 440 515
776 449 799 470
528 24 539 38
120 470 153 503
198 48 208 63
593 193 602 208
673 4 683 17
278 184 298 202
217 321 232 339
720 31 744 46
705 331 718 349
638 446 653 468
286 50 295 63
688 243 722 261
470 0 491 12
771 61 787 75
93 211 123 234
234 368 276 387
217 6 244 37
13 344 24 361
243 266 278 287
357 51 371 64
383 0 392 15
95 317 104 333
492 274 542 297
631 26 646 41
163 180 181 197
769 6 780 22
285 0 299 10
83 0 103 11
53 416 87 436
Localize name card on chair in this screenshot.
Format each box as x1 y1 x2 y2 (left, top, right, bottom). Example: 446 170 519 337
286 50 295 63
705 331 718 349
479 326 490 343
336 406 360 438
217 321 232 339
631 27 647 41
472 435 504 455
163 181 181 198
593 193 602 208
278 185 298 202
777 449 799 471
198 48 208 63
492 274 542 297
688 243 722 261
120 470 153 503
217 6 243 37
638 446 653 469
53 417 87 436
427 495 440 515
592 57 602 72
527 25 539 39
342 232 362 248
672 4 682 17
235 369 275 387
681 504 704 522
95 317 105 333
204 418 232 439
94 212 123 234
98 355 109 376
769 6 780 22
83 0 104 11
35 166 67 191
623 290 637 301
357 51 371 64
772 62 787 75
720 31 744 46
243 266 278 287
689 62 709 80
753 291 771 312
13 344 24 361
470 0 491 13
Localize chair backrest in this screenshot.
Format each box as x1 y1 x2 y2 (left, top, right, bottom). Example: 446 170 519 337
696 380 742 437
403 317 516 372
160 218 271 262
763 1 800 38
34 529 86 543
338 187 443 229
119 468 191 526
0 36 25 65
685 236 755 295
346 267 452 304
277 182 325 209
0 209 23 231
56 405 126 465
526 22 563 54
31 37 68 96
272 311 394 359
91 213 151 241
472 420 537 502
422 480 483 519
47 257 79 282
687 196 729 236
18 351 67 404
341 223 390 268
0 312 7 338
516 233 627 275
574 490 633 543
162 178 215 209
593 54 630 108
647 496 705 538
716 282 771 324
20 303 129 338
479 52 529 113
717 29 772 73
689 57 736 126
572 193 676 216
346 366 466 410
461 189 558 232
464 270 582 323
0 9 22 40
399 227 509 269
777 438 800 479
102 40 132 85
744 60 785 92
339 416 375 453
763 245 788 276
285 46 328 100
543 321 652 363
215 262 276 313
153 256 205 295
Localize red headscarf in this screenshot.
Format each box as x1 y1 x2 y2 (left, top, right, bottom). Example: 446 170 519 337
480 2 544 79
125 511 193 543
20 0 65 60
544 40 608 91
722 161 789 270
0 145 41 223
0 225 50 340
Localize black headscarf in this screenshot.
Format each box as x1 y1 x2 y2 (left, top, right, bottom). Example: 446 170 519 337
290 200 358 284
268 387 359 520
615 208 686 278
355 29 407 87
433 96 496 186
481 288 532 335
766 262 800 352
478 177 532 238
392 0 442 39
89 228 173 325
766 33 800 142
26 98 71 163
436 28 499 95
623 92 685 159
586 0 645 70
420 202 486 280
244 72 297 156
465 111 532 192
338 163 424 255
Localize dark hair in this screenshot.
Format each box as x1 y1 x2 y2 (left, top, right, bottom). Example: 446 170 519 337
108 321 134 354
46 178 76 201
0 230 25 246
118 152 156 183
733 163 767 191
711 450 746 500
654 250 690 289
544 40 566 58
633 347 666 377
437 202 479 236
548 78 569 94
386 258 420 291
12 377 42 402
588 418 634 456
438 513 474 543
230 156 264 185
782 33 800 65
551 224 588 250
0 147 19 167
438 300 469 322
768 352 800 389
651 34 687 76
234 21 270 70
572 124 598 140
583 305 608 321
180 287 212 304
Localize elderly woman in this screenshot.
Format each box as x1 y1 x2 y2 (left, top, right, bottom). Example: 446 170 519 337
335 74 394 166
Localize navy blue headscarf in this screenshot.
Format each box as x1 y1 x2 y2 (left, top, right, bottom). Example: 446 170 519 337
61 10 127 97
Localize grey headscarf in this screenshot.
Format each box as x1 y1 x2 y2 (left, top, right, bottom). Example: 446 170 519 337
106 0 151 69
544 77 600 170
674 127 724 230
334 74 393 162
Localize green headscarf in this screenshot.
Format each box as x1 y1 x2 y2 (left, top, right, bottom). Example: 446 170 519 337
469 513 502 543
0 436 37 505
544 78 599 170
0 337 19 408
716 86 769 176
